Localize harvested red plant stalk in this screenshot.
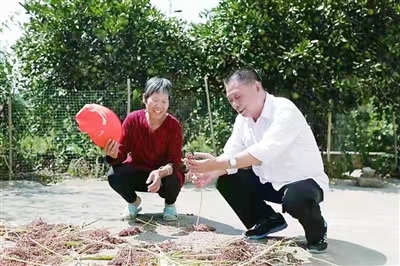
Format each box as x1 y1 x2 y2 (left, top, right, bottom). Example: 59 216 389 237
184 171 197 182
185 223 216 232
1 219 303 265
0 224 6 236
185 152 194 160
109 241 185 266
0 218 126 266
184 152 201 182
107 238 303 265
118 226 143 237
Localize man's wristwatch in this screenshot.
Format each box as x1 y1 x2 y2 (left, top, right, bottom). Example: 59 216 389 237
228 157 237 168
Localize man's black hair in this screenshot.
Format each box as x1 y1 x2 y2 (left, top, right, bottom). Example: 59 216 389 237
223 68 262 86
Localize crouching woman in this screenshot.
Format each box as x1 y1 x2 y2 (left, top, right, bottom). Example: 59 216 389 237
104 77 184 221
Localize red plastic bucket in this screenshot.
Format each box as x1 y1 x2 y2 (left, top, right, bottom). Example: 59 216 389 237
75 103 122 149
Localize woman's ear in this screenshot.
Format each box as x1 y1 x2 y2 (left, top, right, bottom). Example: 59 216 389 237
142 94 146 105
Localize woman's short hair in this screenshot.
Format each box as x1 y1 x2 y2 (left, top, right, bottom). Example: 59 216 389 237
143 77 172 101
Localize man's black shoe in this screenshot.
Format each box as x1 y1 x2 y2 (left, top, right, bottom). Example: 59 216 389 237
306 239 328 254
244 213 288 240
306 219 328 254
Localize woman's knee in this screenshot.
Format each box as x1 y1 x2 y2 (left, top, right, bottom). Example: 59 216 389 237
162 175 181 192
107 164 130 190
107 167 119 190
159 175 181 204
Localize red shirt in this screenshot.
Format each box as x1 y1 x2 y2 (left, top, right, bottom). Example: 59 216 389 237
111 109 184 187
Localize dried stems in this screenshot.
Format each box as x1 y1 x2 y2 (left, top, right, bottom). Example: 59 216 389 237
183 153 206 230
0 219 126 266
0 219 307 266
196 188 203 226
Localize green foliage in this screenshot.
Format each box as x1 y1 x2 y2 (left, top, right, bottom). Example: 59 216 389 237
189 0 376 106
324 158 352 180
334 104 395 153
358 1 400 112
333 103 398 176
0 50 10 177
18 117 103 175
10 0 195 177
0 50 31 177
184 93 236 155
184 134 214 155
3 0 399 179
0 51 13 142
13 0 193 129
187 0 399 151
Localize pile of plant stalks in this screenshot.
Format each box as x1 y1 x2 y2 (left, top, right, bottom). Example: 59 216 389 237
109 238 304 266
0 219 304 266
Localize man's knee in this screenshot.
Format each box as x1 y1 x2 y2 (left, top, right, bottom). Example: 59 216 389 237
215 174 229 193
282 188 306 218
282 180 322 218
215 175 224 190
216 169 258 191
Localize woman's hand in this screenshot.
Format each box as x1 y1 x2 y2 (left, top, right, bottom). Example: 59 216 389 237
104 139 119 159
146 170 162 193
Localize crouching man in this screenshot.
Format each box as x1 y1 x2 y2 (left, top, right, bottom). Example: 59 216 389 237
185 68 329 254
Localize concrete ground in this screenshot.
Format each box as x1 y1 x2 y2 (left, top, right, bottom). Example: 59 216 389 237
0 178 399 265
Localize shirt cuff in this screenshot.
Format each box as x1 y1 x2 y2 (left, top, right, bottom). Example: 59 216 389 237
226 168 238 175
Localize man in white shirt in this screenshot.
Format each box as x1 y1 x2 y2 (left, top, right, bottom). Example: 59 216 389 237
185 68 329 254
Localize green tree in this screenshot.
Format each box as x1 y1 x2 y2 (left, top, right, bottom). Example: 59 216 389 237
0 50 12 177
14 0 193 125
187 0 399 150
360 0 400 112
0 50 32 177
12 0 194 174
8 0 399 177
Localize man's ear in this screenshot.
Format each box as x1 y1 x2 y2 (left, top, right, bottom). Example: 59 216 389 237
142 94 146 105
255 81 262 92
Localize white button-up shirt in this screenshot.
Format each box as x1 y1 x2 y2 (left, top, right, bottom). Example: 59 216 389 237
222 93 329 193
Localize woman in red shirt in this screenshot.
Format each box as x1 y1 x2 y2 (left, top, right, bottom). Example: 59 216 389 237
104 77 184 221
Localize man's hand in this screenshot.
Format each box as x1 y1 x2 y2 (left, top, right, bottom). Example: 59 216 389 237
192 152 215 160
146 170 161 193
104 139 119 159
192 171 221 188
185 152 220 173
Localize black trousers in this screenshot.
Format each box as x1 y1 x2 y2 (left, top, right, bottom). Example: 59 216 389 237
216 169 325 243
107 163 181 205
